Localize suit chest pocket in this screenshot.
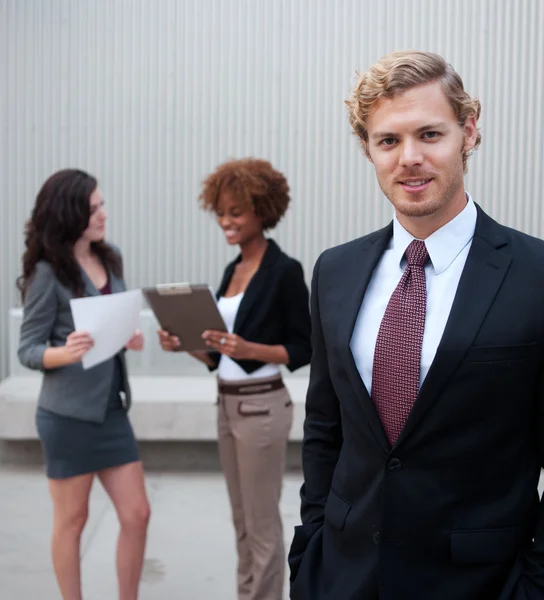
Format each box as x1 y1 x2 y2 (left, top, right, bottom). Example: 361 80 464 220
465 341 541 364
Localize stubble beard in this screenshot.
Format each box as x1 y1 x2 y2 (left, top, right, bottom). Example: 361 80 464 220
380 160 465 222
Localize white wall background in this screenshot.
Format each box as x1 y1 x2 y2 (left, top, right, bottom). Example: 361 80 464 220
1 0 543 379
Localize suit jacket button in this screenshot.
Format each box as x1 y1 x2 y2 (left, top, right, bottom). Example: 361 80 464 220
372 531 380 545
388 457 402 470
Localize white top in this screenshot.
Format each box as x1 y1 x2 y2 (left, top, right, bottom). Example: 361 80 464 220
350 194 477 394
216 293 281 381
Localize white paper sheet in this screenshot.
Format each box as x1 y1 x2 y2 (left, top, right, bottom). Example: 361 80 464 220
69 289 142 370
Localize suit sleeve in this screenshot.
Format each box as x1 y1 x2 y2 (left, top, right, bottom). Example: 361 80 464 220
509 365 544 599
279 259 311 372
17 262 58 371
288 253 343 579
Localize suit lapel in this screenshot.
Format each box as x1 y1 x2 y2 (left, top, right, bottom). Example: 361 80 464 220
395 208 511 448
79 262 125 296
233 240 281 333
80 266 100 297
234 268 270 332
108 269 125 294
216 263 236 298
337 224 393 454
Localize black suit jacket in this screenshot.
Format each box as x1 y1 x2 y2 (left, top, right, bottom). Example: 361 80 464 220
289 206 544 600
208 239 311 374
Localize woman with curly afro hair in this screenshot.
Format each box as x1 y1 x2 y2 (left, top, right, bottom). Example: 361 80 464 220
159 158 311 599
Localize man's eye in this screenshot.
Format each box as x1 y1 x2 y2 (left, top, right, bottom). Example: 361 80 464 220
381 138 396 146
423 131 440 139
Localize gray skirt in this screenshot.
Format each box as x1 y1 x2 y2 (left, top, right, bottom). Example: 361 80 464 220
36 357 139 479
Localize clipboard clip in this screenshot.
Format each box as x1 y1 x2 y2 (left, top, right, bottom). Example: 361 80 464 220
155 283 193 296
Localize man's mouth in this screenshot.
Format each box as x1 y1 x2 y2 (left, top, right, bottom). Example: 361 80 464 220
401 179 430 186
398 178 433 192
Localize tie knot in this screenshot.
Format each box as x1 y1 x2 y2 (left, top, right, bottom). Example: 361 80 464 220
405 240 429 267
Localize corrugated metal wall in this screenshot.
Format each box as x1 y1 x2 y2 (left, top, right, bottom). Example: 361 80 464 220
1 0 543 380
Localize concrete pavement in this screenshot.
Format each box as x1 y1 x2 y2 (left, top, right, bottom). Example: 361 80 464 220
3 464 543 600
0 466 303 599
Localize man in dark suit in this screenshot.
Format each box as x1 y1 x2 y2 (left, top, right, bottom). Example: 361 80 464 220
288 50 544 600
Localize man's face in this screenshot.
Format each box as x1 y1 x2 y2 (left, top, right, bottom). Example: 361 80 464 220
365 81 477 228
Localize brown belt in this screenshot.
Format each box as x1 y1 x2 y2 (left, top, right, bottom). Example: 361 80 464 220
218 378 285 396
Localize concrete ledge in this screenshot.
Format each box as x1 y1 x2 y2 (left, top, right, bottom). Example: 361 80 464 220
0 440 304 471
0 375 308 441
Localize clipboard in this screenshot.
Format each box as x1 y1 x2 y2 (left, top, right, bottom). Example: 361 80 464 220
143 283 227 351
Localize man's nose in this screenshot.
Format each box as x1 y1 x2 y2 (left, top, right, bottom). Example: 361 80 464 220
399 139 423 167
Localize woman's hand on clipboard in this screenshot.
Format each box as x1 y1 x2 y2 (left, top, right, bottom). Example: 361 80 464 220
202 330 252 360
157 329 182 352
157 329 216 367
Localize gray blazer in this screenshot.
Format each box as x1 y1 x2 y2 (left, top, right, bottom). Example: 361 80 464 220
18 249 132 423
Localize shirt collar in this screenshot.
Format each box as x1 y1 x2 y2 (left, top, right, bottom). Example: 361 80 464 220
392 193 477 275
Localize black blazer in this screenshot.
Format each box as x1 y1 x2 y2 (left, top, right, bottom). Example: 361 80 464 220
289 206 544 600
208 239 311 374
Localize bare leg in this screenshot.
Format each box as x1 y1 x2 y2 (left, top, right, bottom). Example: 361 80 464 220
98 461 150 600
48 473 94 600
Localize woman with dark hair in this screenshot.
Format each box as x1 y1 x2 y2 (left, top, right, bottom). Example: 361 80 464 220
158 158 311 600
17 169 150 600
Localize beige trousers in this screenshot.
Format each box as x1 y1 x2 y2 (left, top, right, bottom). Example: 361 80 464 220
217 375 294 600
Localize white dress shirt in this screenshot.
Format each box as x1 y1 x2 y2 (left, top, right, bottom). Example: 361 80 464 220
350 194 477 394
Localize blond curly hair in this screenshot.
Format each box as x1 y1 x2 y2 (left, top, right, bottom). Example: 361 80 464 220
346 50 481 172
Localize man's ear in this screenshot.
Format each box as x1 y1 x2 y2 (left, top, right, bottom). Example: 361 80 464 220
463 115 478 153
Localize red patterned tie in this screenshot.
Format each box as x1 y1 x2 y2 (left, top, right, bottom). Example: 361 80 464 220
371 239 429 445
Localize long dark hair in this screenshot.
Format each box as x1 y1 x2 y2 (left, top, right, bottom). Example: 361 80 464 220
17 169 122 299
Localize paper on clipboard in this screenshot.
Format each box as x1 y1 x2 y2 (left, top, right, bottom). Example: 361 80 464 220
143 283 227 351
70 289 142 369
